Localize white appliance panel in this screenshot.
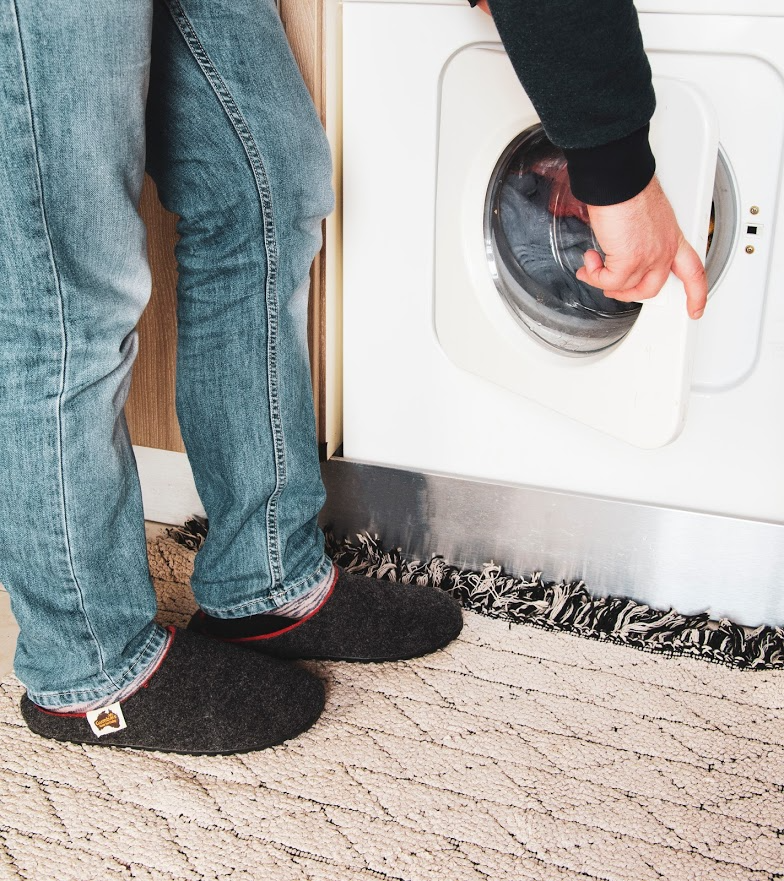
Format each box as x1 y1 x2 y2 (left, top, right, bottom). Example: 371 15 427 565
341 3 784 523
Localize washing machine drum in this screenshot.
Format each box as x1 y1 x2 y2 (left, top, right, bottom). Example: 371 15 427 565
485 125 642 354
485 124 734 355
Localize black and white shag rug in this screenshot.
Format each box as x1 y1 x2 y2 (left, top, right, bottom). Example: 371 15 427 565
166 516 784 671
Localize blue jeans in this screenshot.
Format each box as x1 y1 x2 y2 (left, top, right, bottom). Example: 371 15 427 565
0 0 335 709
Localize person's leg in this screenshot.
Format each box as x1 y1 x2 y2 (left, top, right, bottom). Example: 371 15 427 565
145 0 335 617
146 0 463 659
0 0 169 709
146 0 341 619
0 0 325 753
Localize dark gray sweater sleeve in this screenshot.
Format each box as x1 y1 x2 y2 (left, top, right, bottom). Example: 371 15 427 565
473 0 657 205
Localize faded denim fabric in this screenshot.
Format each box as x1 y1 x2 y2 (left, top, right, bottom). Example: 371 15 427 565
0 0 335 708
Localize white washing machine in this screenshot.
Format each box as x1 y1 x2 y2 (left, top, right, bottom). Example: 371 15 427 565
342 0 784 518
337 0 784 623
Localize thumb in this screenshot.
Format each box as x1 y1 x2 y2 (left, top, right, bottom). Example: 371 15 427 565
671 237 708 319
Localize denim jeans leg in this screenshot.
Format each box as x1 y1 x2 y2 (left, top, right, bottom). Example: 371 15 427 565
0 2 169 707
145 0 336 617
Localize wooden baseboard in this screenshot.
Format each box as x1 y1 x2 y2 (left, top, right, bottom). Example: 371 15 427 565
134 446 203 526
0 590 17 677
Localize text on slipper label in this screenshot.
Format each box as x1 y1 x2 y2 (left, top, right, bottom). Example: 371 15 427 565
86 702 127 737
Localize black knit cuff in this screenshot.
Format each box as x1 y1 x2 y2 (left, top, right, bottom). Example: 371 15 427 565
563 123 656 206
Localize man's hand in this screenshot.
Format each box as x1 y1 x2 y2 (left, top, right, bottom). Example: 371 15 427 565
575 176 708 320
472 2 705 318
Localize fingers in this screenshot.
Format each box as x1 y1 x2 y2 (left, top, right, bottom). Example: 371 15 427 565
601 268 671 303
576 250 650 293
575 243 708 318
672 238 708 319
581 250 603 276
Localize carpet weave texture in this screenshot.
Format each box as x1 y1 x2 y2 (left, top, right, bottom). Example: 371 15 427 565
0 533 782 880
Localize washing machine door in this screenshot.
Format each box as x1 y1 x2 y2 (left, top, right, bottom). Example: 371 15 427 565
434 47 719 448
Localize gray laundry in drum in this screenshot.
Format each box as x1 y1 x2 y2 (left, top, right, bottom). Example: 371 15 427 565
497 171 637 318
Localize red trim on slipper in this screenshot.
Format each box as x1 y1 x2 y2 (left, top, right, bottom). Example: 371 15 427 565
226 566 338 643
35 706 86 718
34 626 176 717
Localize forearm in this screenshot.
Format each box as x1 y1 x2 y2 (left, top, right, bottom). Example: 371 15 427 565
477 0 656 204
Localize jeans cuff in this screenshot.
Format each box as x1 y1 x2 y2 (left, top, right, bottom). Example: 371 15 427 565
26 623 171 711
199 554 336 619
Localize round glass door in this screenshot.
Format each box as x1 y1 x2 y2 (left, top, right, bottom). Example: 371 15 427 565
485 124 736 355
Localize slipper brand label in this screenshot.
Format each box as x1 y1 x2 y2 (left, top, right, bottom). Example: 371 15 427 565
86 702 127 737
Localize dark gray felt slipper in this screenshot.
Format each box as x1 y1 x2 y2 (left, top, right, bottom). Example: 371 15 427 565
20 628 325 755
188 565 464 662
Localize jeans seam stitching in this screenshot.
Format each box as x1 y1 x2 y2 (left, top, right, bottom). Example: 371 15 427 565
162 0 287 584
10 0 117 691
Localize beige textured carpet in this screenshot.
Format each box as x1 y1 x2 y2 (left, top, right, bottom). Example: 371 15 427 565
0 534 783 881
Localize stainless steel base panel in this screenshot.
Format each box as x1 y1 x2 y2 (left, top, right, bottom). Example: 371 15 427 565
320 456 784 629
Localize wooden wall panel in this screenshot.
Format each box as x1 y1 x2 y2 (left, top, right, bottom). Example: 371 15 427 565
127 4 326 453
126 176 184 453
279 0 328 455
